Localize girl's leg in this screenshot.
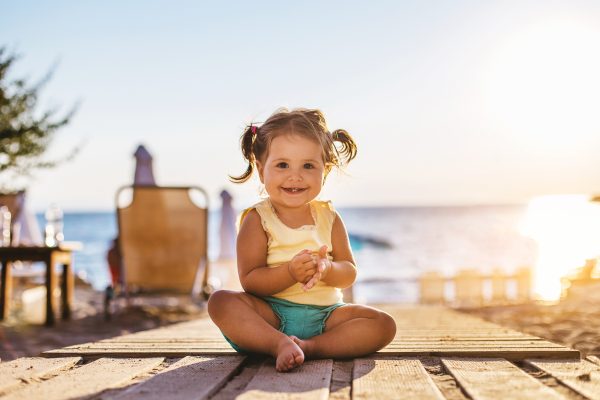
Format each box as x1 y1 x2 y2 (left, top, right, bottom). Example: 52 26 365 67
294 304 396 359
207 290 304 371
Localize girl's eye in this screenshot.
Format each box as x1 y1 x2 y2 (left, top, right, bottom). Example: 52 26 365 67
304 163 314 169
276 162 288 168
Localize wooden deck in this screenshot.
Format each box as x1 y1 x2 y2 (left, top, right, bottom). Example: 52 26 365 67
1 305 599 399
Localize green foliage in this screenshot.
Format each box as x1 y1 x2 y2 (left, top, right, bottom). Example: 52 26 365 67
0 47 77 190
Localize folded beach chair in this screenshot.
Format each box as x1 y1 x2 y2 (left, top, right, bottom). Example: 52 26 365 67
105 185 210 318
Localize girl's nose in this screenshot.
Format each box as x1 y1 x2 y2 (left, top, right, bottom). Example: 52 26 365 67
287 169 303 181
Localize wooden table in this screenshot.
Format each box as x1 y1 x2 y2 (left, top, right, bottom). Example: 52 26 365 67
0 243 79 326
1 306 596 399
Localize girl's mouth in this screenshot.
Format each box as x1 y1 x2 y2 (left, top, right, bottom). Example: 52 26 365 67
282 187 307 194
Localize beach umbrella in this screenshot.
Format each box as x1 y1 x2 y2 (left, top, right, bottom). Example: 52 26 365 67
133 144 156 185
218 190 236 259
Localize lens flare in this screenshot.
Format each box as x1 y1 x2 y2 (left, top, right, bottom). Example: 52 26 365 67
519 195 600 301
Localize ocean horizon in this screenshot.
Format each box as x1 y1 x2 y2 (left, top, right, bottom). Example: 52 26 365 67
27 204 537 304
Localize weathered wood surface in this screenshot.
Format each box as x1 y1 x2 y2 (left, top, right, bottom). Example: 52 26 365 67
329 360 353 400
237 359 332 400
106 356 245 400
4 355 599 399
42 306 579 360
442 357 565 400
527 359 600 400
0 357 80 395
0 357 163 400
2 305 594 399
588 356 600 367
353 357 444 400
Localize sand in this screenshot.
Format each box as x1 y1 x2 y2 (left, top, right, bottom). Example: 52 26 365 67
0 284 207 362
464 298 600 358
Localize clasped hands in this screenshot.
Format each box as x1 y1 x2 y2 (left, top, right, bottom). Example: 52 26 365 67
287 245 331 291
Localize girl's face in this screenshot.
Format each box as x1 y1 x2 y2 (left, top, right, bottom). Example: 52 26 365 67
257 133 325 211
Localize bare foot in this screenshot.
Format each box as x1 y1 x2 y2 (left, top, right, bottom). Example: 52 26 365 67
290 335 315 359
275 336 305 372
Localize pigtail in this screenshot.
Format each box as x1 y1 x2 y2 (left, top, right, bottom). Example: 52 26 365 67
332 129 358 165
229 125 257 183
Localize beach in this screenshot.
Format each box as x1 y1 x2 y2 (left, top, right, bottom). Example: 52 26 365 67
464 297 600 358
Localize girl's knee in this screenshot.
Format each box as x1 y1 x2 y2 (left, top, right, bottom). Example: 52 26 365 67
377 311 396 343
207 290 237 317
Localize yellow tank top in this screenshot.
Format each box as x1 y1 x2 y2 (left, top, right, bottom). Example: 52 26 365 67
240 198 343 306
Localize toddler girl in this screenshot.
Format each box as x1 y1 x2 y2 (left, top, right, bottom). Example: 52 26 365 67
208 108 396 372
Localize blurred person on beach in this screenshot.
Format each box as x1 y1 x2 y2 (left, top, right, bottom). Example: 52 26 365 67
208 108 396 372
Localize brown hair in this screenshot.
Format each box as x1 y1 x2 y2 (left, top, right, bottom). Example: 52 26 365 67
230 108 357 183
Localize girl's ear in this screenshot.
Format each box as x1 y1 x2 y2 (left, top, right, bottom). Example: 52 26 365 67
256 160 265 183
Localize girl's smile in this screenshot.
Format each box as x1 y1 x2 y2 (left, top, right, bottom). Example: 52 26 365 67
282 187 307 194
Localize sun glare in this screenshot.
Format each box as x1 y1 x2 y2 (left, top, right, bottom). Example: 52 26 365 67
484 18 600 144
519 195 600 301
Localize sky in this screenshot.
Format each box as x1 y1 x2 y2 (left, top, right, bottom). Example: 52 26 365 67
2 0 600 211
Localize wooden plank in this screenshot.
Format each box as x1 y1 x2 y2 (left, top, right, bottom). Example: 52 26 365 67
383 348 579 361
42 347 578 360
1 357 164 400
237 359 332 400
46 336 548 348
104 330 542 343
109 319 222 339
382 305 503 328
588 356 600 367
211 356 265 400
43 343 577 360
329 360 352 400
442 358 564 400
40 306 577 361
44 348 236 357
386 341 566 347
108 356 245 400
47 340 566 349
393 334 539 340
50 339 564 349
0 357 81 395
353 357 444 400
527 359 600 400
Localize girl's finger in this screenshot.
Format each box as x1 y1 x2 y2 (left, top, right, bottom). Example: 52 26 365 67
303 276 316 290
318 260 327 272
303 272 323 290
318 245 328 259
299 253 314 263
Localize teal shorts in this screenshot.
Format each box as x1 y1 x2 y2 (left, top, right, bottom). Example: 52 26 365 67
223 296 345 353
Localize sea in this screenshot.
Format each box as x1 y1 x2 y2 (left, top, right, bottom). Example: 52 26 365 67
33 205 538 304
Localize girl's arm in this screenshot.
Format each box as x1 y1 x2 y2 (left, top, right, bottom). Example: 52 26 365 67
237 209 297 296
321 212 357 288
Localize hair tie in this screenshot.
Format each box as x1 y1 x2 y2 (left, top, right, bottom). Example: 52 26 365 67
251 125 257 135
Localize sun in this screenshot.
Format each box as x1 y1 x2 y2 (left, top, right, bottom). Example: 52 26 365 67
519 195 600 301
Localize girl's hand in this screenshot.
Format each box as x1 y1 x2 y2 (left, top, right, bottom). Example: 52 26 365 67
287 249 317 283
302 245 331 291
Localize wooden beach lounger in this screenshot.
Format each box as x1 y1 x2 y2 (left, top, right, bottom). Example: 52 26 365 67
105 185 210 318
2 305 598 399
